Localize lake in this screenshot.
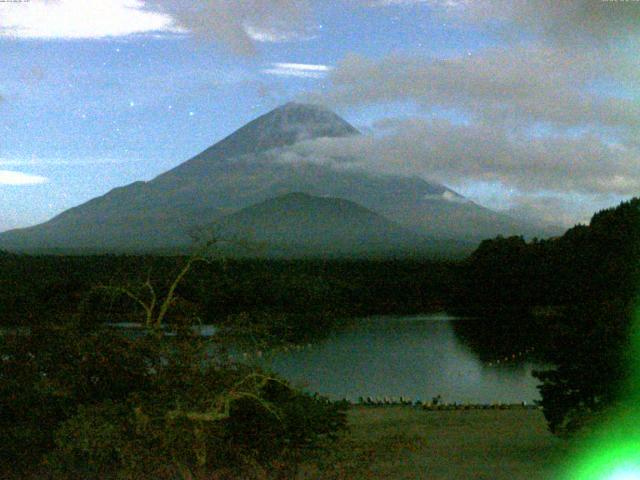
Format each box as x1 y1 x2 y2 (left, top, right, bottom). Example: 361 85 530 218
107 314 546 404
255 314 545 404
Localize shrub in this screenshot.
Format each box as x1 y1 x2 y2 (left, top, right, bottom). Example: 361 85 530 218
0 247 347 478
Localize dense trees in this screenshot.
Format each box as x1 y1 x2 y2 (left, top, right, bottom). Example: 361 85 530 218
454 198 640 435
533 300 632 435
0 255 348 479
456 199 640 314
1 321 347 478
0 255 454 339
533 200 640 435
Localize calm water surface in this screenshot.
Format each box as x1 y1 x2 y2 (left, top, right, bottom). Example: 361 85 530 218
258 314 545 404
107 314 545 404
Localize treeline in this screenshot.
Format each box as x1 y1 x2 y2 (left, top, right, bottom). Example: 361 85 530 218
452 198 640 434
0 254 455 329
1 294 348 479
453 200 640 316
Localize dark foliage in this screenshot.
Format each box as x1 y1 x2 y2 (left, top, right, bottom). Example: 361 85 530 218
453 198 640 434
0 319 347 479
533 301 631 435
0 256 454 344
0 249 352 479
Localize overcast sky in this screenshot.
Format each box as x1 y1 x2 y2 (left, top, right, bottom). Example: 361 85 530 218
0 0 638 232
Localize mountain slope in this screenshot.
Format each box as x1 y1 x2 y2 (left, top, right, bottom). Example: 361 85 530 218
161 101 359 181
0 102 545 254
203 192 471 257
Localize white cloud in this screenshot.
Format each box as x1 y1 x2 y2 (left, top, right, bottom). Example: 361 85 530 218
314 48 639 131
368 0 640 44
244 25 317 43
0 170 48 185
0 0 180 40
276 63 331 72
263 62 332 78
245 26 296 43
423 190 470 204
283 117 640 197
422 0 640 44
145 0 312 55
502 193 596 229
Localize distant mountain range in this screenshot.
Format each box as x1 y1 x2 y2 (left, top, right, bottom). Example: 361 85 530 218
0 102 556 257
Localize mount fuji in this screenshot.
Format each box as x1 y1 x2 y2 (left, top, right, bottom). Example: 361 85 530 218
0 102 548 256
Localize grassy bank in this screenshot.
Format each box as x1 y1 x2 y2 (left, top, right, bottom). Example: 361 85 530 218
301 406 571 479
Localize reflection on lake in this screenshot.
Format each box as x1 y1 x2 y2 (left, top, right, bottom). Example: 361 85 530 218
258 314 545 404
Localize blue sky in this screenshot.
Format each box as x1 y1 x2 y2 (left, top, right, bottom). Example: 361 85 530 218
0 0 638 232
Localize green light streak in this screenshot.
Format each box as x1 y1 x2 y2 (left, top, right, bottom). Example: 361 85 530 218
563 309 640 479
